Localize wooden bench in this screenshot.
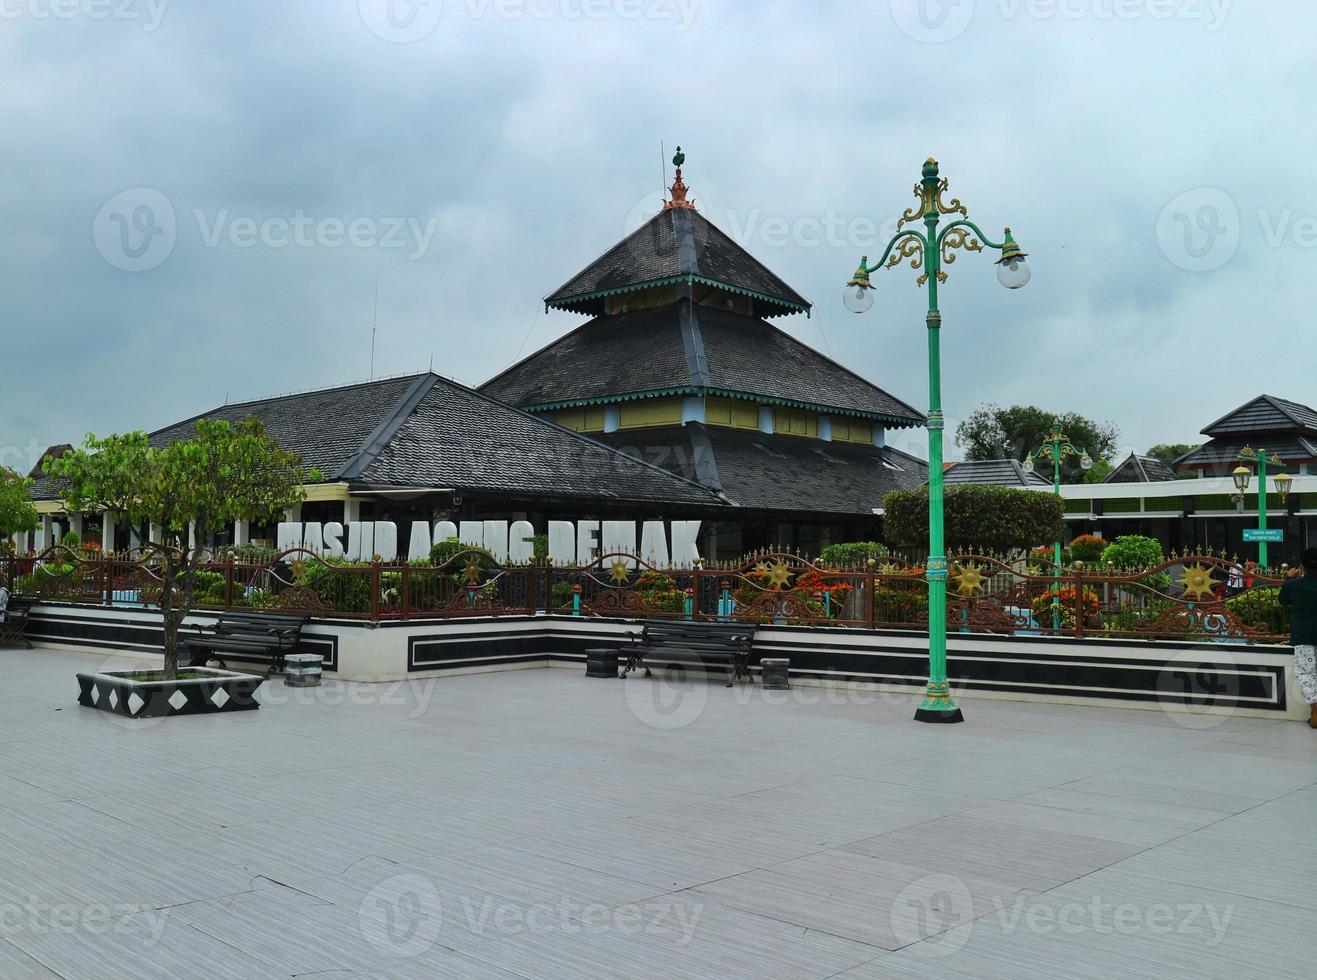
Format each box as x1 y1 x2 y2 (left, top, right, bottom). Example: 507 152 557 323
0 594 35 649
184 611 309 677
622 619 754 687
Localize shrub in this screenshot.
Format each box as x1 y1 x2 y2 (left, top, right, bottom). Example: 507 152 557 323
818 541 888 567
881 485 1064 555
1099 535 1171 592
1069 534 1108 563
1099 535 1163 571
61 531 83 550
1225 588 1290 634
429 536 496 568
635 571 685 613
874 588 928 624
1031 586 1100 630
223 543 280 564
295 556 373 613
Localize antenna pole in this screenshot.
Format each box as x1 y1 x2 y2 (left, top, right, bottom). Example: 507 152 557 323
370 276 379 379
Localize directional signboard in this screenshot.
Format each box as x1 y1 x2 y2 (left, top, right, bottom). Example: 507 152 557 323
1243 528 1284 543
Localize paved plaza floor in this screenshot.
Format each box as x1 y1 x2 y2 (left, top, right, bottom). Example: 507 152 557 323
0 647 1313 978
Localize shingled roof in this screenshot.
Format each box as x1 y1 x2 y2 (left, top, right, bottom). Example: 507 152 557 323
592 424 929 516
481 305 925 427
942 459 1051 488
30 374 729 508
544 198 810 319
1177 394 1317 474
1202 394 1317 436
1103 453 1178 484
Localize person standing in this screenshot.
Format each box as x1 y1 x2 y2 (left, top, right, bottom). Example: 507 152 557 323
1279 548 1317 728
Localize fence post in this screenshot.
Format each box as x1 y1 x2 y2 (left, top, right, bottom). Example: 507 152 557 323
370 559 382 623
691 564 702 620
866 564 876 630
543 564 553 615
525 566 536 617
1073 562 1085 639
224 552 234 610
401 562 410 622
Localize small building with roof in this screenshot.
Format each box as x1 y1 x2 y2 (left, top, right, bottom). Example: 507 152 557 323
1057 394 1317 565
1103 452 1178 485
941 459 1052 489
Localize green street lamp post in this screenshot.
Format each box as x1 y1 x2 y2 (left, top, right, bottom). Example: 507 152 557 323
844 158 1030 724
1022 423 1093 630
1231 448 1293 568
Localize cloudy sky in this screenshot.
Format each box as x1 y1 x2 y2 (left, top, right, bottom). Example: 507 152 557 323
1 0 1311 472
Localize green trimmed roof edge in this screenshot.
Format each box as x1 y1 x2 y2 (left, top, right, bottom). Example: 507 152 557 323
544 274 810 317
522 386 924 429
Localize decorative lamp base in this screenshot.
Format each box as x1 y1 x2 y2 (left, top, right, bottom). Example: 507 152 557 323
915 680 964 724
914 707 965 724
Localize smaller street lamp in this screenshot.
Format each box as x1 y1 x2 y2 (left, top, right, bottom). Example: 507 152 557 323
1023 423 1093 631
1233 447 1289 567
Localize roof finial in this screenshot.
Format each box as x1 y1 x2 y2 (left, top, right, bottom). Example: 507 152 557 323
663 145 696 211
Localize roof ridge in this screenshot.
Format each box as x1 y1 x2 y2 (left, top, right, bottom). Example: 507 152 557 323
148 373 429 439
336 374 439 481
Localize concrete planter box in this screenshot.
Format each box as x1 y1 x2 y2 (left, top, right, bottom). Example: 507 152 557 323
76 667 263 719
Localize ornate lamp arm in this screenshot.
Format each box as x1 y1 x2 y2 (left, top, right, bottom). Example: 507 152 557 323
861 229 929 276
936 219 1007 251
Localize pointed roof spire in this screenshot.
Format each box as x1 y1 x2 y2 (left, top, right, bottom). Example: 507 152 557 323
663 145 696 211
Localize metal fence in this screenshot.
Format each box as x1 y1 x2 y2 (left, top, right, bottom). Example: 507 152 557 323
0 546 1292 645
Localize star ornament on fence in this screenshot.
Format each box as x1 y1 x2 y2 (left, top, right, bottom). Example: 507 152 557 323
764 561 794 590
608 559 630 585
1179 563 1217 602
461 558 484 586
952 561 986 597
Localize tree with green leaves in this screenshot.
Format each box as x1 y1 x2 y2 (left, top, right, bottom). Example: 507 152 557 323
956 404 1119 484
47 418 316 679
1147 443 1195 475
0 467 40 554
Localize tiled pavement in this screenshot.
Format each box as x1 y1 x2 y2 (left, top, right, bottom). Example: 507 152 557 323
0 648 1313 978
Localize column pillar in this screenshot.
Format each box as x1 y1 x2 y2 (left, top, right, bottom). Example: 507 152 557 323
129 524 141 550
102 513 116 554
342 499 360 524
67 513 84 545
40 515 52 552
233 520 250 547
285 504 303 524
149 523 163 545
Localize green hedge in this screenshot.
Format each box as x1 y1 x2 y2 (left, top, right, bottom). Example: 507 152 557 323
881 485 1065 554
